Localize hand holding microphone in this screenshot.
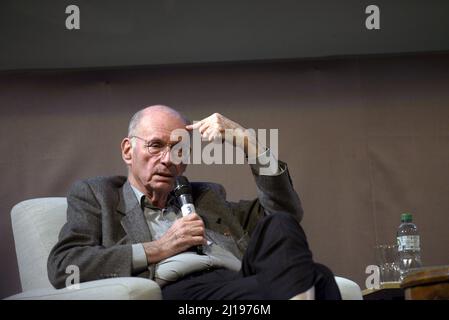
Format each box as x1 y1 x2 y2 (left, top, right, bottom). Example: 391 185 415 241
143 211 206 263
173 176 206 255
143 175 206 263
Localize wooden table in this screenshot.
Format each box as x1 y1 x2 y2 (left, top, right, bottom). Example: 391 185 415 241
362 282 404 300
401 265 449 300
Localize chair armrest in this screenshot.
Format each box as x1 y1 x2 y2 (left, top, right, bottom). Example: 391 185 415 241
334 276 363 300
5 277 162 300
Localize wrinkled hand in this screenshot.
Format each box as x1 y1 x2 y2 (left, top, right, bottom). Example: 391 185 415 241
186 113 261 157
185 113 244 142
143 213 206 263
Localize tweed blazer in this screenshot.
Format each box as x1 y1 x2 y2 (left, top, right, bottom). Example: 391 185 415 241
47 162 303 289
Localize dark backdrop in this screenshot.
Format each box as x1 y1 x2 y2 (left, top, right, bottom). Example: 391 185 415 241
1 0 449 71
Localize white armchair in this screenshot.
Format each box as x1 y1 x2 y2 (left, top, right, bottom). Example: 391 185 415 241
6 198 362 300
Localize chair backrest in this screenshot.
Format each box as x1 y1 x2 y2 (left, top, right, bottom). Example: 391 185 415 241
11 198 67 291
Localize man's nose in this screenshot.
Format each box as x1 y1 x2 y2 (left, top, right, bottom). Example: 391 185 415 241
159 146 173 166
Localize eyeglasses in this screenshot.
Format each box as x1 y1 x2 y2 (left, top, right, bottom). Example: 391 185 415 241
129 135 187 158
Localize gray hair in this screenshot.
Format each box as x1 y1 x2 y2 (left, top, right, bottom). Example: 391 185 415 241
128 109 145 147
128 109 144 137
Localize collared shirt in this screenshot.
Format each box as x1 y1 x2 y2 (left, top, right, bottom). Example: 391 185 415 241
130 185 242 284
130 148 283 284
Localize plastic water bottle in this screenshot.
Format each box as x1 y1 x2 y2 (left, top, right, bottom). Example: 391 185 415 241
396 213 422 281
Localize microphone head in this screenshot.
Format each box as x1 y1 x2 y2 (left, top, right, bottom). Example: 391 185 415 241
174 175 192 197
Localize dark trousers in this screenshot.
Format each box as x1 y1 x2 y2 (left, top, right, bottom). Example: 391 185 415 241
162 212 341 300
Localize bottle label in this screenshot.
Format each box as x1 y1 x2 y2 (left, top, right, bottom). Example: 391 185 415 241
397 235 420 251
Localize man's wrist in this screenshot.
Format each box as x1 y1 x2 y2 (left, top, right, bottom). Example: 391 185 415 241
242 131 264 158
143 240 167 264
249 148 283 176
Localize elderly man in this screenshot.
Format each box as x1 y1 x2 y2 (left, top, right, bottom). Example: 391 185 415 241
47 105 341 300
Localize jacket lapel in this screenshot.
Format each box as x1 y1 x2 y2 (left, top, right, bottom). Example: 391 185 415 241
117 181 153 243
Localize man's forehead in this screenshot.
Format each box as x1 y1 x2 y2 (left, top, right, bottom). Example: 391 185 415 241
139 124 185 140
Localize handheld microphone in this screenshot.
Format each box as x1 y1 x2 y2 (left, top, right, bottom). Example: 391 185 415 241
174 176 204 255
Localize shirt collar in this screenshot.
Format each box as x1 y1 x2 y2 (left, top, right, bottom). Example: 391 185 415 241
130 184 178 210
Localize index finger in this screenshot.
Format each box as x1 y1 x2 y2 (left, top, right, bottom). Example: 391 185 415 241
185 121 203 130
183 212 202 221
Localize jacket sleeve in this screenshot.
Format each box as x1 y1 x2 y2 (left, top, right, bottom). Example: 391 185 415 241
47 180 133 289
229 161 304 236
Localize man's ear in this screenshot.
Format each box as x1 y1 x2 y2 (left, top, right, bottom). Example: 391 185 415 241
121 138 132 165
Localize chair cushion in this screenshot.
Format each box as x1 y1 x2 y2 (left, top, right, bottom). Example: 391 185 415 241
5 277 161 300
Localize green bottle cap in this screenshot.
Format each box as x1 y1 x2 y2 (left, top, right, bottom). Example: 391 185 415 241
401 213 413 222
